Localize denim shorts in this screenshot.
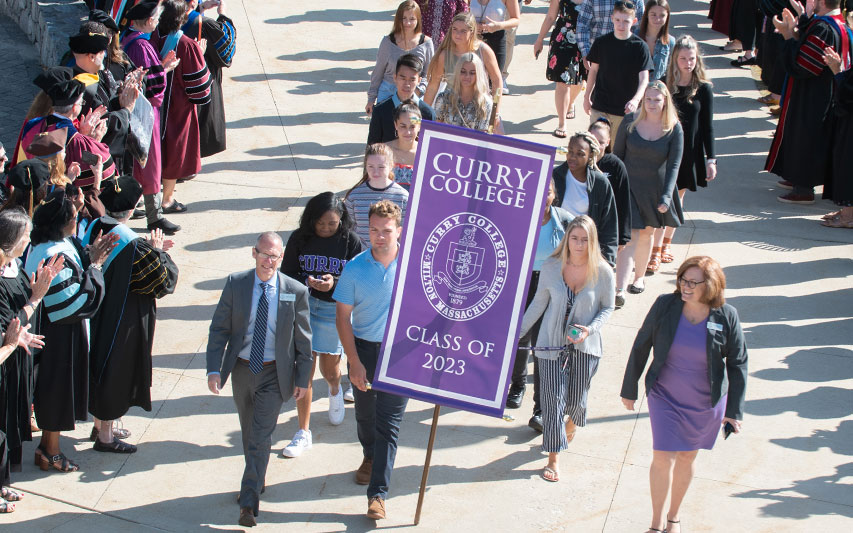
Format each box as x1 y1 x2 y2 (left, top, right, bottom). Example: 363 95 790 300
309 295 343 355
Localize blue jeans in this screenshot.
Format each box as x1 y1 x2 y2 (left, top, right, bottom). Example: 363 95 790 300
352 337 408 500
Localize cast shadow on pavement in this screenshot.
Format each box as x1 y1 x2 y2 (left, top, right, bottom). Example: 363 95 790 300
277 47 377 63
265 8 395 26
230 66 372 95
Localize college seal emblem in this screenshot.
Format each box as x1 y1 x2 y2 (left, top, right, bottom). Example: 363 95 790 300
421 212 508 321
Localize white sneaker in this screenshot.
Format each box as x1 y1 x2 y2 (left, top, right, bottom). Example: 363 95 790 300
343 384 355 403
281 429 312 458
328 387 345 426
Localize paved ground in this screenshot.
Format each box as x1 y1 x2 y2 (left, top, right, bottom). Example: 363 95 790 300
2 0 852 531
0 15 41 152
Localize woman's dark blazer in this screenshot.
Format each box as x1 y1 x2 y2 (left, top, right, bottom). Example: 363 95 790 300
620 293 748 420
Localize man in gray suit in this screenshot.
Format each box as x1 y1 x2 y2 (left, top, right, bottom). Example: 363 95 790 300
206 231 312 528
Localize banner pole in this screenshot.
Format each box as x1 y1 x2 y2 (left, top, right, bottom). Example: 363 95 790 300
414 404 441 525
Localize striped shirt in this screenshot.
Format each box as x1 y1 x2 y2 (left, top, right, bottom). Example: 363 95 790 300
333 249 397 343
344 181 408 246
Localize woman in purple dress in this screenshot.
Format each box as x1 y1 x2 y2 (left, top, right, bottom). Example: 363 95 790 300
620 255 747 533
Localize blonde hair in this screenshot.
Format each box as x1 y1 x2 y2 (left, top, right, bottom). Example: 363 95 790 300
47 154 71 187
25 92 54 122
428 12 478 81
665 34 711 103
448 52 490 123
368 199 403 227
551 215 604 288
628 80 678 134
390 1 422 37
347 144 395 199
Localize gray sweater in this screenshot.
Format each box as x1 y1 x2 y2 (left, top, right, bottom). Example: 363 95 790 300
367 34 435 102
519 255 615 360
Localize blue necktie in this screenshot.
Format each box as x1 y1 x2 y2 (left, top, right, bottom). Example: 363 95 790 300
249 282 270 374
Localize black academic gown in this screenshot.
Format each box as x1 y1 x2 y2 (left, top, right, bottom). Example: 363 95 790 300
87 219 179 421
72 64 133 172
0 260 35 482
765 15 848 188
29 240 106 432
826 69 853 206
183 13 236 157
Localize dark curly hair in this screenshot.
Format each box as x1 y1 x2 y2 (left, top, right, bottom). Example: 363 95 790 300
158 0 188 34
298 191 354 239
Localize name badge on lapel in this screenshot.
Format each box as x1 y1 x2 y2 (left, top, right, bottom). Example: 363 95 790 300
280 293 296 302
707 321 723 332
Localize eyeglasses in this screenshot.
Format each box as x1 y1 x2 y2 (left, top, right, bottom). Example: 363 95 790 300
255 248 281 262
678 277 706 289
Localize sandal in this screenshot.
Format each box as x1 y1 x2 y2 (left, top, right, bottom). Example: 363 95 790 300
553 127 567 139
647 247 661 274
757 94 780 106
661 238 674 263
93 437 138 454
542 466 560 482
821 210 842 220
731 55 756 67
667 518 681 533
1 487 23 501
89 426 132 441
566 105 576 120
628 282 645 294
0 499 15 514
162 200 187 214
34 446 79 472
821 217 853 229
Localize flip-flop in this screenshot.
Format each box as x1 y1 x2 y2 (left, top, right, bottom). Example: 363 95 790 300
821 217 853 228
0 488 23 502
542 466 560 482
553 128 567 139
731 56 757 67
566 105 576 120
162 201 187 214
757 94 779 105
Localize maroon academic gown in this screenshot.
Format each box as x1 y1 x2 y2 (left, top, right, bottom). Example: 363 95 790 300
150 31 211 181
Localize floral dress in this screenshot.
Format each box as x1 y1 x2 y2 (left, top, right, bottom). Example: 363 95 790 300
546 0 585 85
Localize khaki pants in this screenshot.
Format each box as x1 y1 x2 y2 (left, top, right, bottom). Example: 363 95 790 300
590 109 627 149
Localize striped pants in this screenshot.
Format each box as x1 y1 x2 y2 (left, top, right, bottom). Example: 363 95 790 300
539 349 600 453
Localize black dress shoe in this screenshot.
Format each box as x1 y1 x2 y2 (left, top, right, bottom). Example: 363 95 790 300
506 385 525 409
528 414 543 433
131 208 146 220
239 507 257 527
148 218 181 235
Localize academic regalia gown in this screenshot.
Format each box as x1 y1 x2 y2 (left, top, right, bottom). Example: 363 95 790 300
765 14 851 189
150 30 211 180
83 218 178 420
0 260 36 481
71 64 132 169
123 30 168 196
826 68 853 206
182 11 236 158
24 238 106 432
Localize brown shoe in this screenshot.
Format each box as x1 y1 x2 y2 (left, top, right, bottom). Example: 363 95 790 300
355 457 373 485
367 496 386 519
777 180 793 190
777 192 815 205
769 105 782 116
238 507 256 527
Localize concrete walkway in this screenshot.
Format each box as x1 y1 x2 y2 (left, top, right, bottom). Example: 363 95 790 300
3 0 852 531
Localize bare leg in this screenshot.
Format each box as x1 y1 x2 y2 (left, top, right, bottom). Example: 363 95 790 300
616 231 639 291
98 419 113 444
318 353 342 395
652 227 665 248
543 451 560 481
40 430 61 455
162 179 177 207
632 227 655 287
665 190 686 242
649 450 676 531
666 450 699 532
555 83 569 132
568 84 582 112
295 353 319 431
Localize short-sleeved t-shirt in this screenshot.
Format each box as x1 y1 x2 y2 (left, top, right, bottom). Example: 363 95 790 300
332 249 398 343
587 32 654 116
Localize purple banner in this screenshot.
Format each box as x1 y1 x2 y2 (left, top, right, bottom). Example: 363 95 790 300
372 121 555 417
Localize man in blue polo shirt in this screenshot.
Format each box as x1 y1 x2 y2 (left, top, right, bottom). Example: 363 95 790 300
334 200 405 521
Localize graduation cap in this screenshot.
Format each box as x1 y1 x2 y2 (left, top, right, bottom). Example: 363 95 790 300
33 67 85 106
32 188 70 227
89 9 120 33
126 1 161 21
7 159 50 216
33 67 74 93
27 130 67 159
68 29 111 54
99 175 143 213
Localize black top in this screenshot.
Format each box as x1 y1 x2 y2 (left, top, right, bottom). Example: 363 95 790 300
282 228 364 302
367 96 435 145
672 82 715 191
620 293 749 420
551 162 619 266
598 153 632 245
587 33 654 116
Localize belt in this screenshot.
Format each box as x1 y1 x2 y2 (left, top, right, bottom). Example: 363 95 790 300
237 358 276 367
355 337 382 347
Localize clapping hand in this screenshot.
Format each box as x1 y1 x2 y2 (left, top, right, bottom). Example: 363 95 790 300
147 228 174 252
824 47 843 75
773 9 798 40
88 230 120 267
79 105 107 137
162 50 180 73
119 82 139 113
17 323 45 354
66 161 82 182
29 255 66 303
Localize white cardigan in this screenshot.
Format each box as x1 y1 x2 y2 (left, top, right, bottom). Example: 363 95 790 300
519 255 615 360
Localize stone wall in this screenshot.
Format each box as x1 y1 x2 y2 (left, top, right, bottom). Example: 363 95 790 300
0 0 88 67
